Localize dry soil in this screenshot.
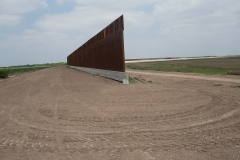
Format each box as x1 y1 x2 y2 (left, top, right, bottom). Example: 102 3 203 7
0 67 240 160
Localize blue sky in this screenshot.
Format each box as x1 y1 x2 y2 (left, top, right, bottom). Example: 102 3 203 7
0 0 240 66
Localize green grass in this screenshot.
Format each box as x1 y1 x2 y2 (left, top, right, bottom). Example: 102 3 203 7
231 85 240 88
9 66 50 74
7 62 67 68
129 76 154 84
0 62 67 77
129 76 136 83
126 57 240 75
0 68 11 78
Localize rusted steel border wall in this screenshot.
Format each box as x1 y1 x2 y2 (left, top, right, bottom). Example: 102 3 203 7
67 15 125 72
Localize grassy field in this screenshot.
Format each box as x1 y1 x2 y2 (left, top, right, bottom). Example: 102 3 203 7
0 62 67 76
126 57 240 75
9 66 51 75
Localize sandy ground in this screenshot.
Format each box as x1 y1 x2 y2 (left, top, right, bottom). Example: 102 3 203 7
0 67 240 160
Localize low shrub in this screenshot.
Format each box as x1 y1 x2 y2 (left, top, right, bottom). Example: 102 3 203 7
0 68 12 78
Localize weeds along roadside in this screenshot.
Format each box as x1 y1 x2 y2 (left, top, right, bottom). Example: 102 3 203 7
0 62 67 78
0 68 11 78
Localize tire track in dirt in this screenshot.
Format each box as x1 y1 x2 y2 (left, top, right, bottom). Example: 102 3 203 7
0 71 42 91
0 72 43 125
8 89 240 140
53 95 67 157
0 71 58 156
9 105 239 136
1 67 240 159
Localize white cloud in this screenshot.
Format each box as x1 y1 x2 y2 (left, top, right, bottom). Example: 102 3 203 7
1 0 240 66
39 1 48 9
55 0 159 8
0 14 22 26
0 29 84 66
0 0 49 14
35 6 154 33
153 0 240 35
56 0 73 5
125 11 154 30
2 30 75 47
80 0 157 8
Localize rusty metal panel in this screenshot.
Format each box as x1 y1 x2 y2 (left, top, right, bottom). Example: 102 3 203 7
67 15 125 72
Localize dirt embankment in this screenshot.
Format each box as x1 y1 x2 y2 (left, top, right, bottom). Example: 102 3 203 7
0 67 240 160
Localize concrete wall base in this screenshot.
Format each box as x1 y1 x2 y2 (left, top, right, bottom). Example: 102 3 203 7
68 66 129 84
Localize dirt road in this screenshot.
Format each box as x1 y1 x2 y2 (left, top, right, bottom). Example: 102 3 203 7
127 70 240 84
0 67 240 160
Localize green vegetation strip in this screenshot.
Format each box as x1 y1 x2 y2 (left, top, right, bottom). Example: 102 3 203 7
126 57 240 75
10 66 50 74
0 62 67 78
231 85 240 88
